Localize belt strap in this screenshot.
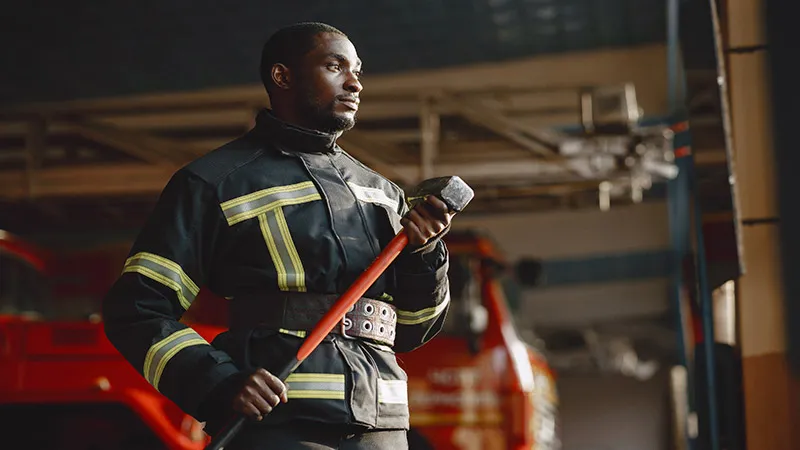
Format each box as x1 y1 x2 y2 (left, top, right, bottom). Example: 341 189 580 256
229 292 397 346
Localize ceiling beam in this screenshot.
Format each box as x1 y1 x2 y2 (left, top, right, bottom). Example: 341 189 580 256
0 155 635 200
65 120 192 164
0 164 180 199
439 94 563 159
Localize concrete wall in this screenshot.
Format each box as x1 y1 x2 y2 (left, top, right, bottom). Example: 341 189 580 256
454 200 671 329
557 370 672 450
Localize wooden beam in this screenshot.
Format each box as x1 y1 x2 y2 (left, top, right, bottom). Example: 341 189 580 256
25 118 47 197
65 121 192 164
0 158 622 200
0 164 180 199
88 109 254 131
440 94 563 158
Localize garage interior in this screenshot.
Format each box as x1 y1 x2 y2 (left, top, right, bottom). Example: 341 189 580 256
1 1 796 449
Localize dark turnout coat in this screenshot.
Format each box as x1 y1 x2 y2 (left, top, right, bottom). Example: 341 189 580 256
102 110 450 434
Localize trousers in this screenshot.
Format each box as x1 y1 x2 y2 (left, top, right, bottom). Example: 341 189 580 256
224 422 409 450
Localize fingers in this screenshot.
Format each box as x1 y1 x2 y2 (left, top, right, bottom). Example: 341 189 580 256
400 216 426 246
401 195 453 246
423 195 452 222
233 369 288 421
261 369 289 404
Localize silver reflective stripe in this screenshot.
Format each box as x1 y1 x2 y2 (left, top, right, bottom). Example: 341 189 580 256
347 182 399 211
143 328 208 391
378 379 408 405
260 208 306 291
396 291 451 325
123 252 199 310
221 182 321 225
285 373 346 400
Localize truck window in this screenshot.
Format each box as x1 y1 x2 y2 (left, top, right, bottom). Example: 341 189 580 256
441 255 485 337
0 251 50 318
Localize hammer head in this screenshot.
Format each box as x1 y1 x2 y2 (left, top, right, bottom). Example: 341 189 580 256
407 176 475 213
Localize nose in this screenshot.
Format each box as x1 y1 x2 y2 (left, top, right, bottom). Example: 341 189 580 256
344 72 362 94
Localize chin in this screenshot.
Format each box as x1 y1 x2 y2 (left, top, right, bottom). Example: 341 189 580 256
320 114 356 133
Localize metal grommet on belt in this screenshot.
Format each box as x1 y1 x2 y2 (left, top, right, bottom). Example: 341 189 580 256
339 297 397 346
363 303 375 316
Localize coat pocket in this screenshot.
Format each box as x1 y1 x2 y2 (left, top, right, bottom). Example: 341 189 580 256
362 341 411 430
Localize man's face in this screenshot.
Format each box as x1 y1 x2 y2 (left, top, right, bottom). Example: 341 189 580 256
293 33 363 134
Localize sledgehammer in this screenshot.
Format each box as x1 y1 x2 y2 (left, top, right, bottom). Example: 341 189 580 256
206 176 474 450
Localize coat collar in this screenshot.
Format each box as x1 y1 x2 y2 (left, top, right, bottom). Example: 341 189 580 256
252 109 340 154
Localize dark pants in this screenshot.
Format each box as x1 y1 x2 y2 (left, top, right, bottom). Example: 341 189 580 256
225 422 409 450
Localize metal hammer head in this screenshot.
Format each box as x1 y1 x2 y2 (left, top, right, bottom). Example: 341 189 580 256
406 176 475 213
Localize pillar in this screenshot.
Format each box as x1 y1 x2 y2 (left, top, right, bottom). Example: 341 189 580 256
723 0 800 448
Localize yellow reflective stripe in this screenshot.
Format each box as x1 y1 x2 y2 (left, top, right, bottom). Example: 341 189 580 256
221 182 315 210
396 291 451 325
288 391 346 400
123 252 199 310
224 182 319 292
275 207 306 290
221 182 321 225
143 328 208 391
278 328 307 338
347 182 399 211
259 213 287 290
378 379 408 405
259 208 306 292
285 373 345 400
153 338 206 390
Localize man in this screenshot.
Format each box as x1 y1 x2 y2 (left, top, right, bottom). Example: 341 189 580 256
102 22 452 449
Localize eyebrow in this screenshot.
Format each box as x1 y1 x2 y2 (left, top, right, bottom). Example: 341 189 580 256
326 52 362 69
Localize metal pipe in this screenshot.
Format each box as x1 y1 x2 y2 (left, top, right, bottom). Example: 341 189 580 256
665 0 697 449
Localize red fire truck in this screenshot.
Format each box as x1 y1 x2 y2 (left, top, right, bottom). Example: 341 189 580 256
0 229 559 449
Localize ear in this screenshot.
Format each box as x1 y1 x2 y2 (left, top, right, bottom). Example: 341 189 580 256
271 63 291 90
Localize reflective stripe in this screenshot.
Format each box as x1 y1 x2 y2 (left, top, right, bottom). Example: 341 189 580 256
278 328 307 338
123 252 199 309
286 373 345 400
378 379 408 405
143 328 208 391
221 181 321 225
396 291 451 325
222 182 320 292
259 208 306 291
347 182 399 211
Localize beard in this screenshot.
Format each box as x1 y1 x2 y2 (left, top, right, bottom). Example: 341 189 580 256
297 89 356 134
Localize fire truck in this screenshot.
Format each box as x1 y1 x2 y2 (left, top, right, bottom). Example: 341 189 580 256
0 229 559 449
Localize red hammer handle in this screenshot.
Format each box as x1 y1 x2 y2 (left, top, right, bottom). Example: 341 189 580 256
205 231 409 450
298 231 409 360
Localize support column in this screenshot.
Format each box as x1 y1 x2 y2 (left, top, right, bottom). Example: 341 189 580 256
723 0 800 448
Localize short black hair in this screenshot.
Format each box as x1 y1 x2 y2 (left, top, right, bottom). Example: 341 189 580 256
260 22 347 93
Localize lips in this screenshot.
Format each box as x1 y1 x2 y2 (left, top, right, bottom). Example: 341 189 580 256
337 97 359 111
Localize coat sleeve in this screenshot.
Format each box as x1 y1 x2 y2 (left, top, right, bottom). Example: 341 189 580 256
102 169 240 419
386 196 451 353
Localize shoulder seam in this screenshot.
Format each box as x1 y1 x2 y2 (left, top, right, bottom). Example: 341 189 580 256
339 148 407 196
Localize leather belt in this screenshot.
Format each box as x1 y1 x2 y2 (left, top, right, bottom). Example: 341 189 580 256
229 292 397 347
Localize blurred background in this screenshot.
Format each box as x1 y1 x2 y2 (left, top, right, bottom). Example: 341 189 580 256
0 1 796 449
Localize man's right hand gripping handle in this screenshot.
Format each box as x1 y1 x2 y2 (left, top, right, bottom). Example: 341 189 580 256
232 369 288 422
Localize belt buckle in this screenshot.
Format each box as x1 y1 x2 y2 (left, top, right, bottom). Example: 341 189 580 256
339 316 356 340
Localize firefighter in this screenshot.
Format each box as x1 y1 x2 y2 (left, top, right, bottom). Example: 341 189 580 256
102 22 452 449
